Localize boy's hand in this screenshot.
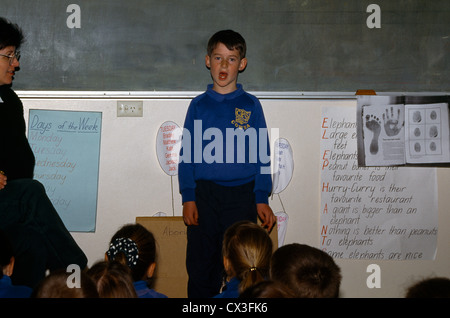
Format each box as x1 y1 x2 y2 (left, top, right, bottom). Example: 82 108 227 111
257 203 276 232
0 171 6 190
183 201 199 226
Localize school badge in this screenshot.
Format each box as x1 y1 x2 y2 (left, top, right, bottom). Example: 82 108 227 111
231 108 251 130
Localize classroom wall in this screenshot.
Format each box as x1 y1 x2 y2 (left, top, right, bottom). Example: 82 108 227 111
20 96 450 298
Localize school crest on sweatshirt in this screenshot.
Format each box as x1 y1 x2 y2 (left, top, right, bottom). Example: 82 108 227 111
231 108 251 130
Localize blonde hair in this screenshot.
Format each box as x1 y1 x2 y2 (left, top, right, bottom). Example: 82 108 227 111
222 221 272 293
87 260 137 298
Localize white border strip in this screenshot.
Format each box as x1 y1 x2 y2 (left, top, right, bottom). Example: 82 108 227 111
15 91 448 100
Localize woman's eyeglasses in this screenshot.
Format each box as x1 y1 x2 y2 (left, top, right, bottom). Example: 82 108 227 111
0 51 21 65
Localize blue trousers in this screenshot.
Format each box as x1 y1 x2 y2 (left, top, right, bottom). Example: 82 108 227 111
186 180 257 298
0 179 87 288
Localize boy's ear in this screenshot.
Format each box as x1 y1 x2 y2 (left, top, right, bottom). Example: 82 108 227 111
205 55 211 69
239 57 247 72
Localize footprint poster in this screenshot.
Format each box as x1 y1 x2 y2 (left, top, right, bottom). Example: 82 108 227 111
356 95 450 167
362 104 406 166
321 106 438 260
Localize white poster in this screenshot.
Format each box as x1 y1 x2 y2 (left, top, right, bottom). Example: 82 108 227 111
320 107 438 260
272 138 294 247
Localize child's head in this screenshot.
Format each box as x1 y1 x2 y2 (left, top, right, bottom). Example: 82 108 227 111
32 269 99 298
205 30 248 94
106 223 157 282
405 277 450 298
87 260 137 298
270 243 342 298
207 29 246 60
222 221 273 294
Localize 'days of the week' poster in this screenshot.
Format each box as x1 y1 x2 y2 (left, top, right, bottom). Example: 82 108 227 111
28 109 102 232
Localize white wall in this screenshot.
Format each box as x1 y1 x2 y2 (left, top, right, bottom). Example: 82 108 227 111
21 96 450 298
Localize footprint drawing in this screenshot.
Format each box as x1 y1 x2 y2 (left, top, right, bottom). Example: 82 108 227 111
365 114 381 155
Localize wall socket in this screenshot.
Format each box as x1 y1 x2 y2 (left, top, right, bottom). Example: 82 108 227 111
117 101 143 117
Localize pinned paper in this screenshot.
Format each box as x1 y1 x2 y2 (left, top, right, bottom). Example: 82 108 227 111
275 211 289 247
156 121 182 176
271 138 293 247
272 138 294 194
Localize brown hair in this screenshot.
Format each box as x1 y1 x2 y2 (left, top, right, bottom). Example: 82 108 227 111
32 269 99 298
405 277 450 298
86 260 137 298
222 221 272 294
270 243 341 298
108 223 157 282
207 29 246 59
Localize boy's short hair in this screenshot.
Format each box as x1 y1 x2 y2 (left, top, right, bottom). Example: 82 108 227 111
0 17 24 50
405 277 450 298
207 29 246 59
270 243 342 298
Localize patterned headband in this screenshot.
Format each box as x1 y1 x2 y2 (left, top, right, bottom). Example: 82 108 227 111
106 237 139 268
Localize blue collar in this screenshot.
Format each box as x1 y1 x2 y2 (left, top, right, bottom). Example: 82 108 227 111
206 84 245 102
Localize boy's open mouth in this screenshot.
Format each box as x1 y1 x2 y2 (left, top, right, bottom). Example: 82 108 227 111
219 72 227 80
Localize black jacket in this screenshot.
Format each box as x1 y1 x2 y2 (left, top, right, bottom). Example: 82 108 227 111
0 85 35 180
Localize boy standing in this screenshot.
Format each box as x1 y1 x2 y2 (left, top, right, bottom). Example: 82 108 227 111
178 30 276 298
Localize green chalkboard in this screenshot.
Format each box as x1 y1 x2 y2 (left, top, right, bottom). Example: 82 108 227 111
2 0 449 92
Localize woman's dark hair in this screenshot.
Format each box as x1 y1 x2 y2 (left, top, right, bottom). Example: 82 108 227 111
0 17 24 50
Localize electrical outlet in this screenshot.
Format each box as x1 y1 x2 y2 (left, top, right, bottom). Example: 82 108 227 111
117 101 143 117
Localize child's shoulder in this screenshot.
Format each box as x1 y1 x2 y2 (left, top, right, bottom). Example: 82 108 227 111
191 90 208 103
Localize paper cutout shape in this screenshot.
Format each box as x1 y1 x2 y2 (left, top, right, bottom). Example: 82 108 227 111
272 138 294 194
275 211 289 247
156 121 182 176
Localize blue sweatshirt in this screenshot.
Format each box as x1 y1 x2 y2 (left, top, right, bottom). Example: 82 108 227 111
0 275 32 298
178 84 272 204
